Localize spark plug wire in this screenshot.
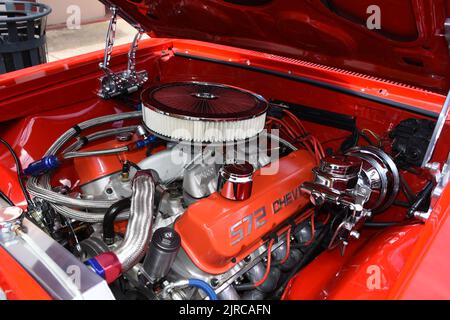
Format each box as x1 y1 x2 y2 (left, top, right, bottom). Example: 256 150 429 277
266 111 325 164
0 137 33 208
253 239 275 288
234 239 275 291
278 227 292 265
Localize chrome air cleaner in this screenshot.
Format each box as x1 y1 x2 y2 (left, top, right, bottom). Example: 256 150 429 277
141 82 268 142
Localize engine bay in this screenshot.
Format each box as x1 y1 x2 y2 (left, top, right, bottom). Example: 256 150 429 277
0 37 449 300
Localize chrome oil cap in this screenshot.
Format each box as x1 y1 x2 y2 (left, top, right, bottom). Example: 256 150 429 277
217 162 254 201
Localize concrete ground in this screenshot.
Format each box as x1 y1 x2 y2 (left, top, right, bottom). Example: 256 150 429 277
46 19 149 62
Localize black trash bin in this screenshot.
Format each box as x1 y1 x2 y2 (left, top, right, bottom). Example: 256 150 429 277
0 1 51 74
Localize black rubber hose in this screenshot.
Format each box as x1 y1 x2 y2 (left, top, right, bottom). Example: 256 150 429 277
393 200 411 208
399 174 415 204
407 181 434 218
274 223 331 298
364 220 423 228
0 189 14 206
121 160 142 171
235 280 260 292
364 221 401 227
0 137 33 208
103 198 131 245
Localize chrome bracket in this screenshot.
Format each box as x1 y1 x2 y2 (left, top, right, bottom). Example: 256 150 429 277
418 88 450 220
405 154 449 222
422 90 450 167
434 153 450 198
414 209 432 223
416 152 450 221
328 208 371 254
445 18 450 53
98 6 148 99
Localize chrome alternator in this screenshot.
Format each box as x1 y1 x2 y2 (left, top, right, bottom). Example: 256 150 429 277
301 146 400 252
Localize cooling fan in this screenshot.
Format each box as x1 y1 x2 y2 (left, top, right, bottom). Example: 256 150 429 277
141 82 268 143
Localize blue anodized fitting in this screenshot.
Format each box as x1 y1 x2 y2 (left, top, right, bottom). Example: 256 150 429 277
23 155 60 176
135 135 157 149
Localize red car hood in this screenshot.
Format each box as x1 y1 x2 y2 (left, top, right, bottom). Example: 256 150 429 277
104 0 450 92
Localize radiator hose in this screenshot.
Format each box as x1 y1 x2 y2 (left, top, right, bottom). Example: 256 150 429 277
102 198 131 245
162 279 218 300
188 279 218 300
86 170 157 283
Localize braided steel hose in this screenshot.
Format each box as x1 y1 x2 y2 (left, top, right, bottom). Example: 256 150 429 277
26 112 142 221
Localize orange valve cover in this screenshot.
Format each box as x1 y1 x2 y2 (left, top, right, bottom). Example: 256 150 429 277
175 150 315 274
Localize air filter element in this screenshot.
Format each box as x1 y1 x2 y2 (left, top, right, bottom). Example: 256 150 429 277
141 82 268 143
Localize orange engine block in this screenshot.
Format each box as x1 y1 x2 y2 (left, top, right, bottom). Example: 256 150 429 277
175 150 316 275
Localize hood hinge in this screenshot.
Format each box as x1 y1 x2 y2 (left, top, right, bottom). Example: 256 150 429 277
98 6 148 99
